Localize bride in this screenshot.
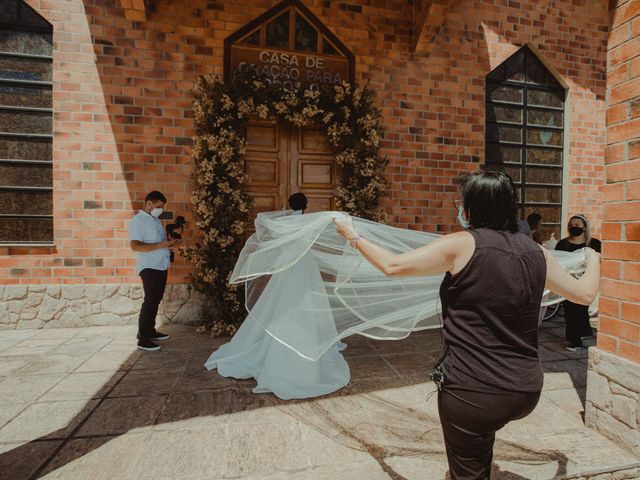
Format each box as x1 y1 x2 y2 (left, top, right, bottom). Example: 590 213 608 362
205 201 587 400
204 196 350 400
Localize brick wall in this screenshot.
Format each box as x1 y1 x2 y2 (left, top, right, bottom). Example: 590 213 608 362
599 0 640 364
0 0 609 288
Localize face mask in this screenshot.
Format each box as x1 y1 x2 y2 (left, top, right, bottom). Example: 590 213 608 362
457 205 470 229
150 207 163 218
569 226 584 237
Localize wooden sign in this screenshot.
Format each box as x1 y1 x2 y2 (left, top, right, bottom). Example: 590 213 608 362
230 46 349 89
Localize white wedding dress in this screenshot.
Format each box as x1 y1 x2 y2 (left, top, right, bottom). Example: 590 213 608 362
205 250 350 399
205 211 587 400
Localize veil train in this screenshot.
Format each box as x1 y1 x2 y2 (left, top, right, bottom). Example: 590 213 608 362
205 211 586 399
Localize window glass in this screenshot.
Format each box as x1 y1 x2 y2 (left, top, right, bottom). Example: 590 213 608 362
240 29 260 46
485 46 565 223
294 14 317 52
0 0 53 244
266 11 290 49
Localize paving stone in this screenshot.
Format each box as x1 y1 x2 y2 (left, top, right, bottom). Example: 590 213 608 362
368 337 423 355
0 374 63 404
0 355 36 376
172 371 239 394
39 433 149 479
341 337 378 358
346 356 398 380
130 350 190 372
17 354 90 376
0 403 28 431
50 336 112 356
154 390 231 431
31 328 83 340
380 352 440 376
0 440 62 480
543 358 588 390
40 371 124 401
75 325 137 338
542 387 587 418
225 421 310 477
74 350 141 373
0 400 97 443
76 396 168 436
129 427 226 479
0 339 66 357
237 459 391 479
108 370 179 397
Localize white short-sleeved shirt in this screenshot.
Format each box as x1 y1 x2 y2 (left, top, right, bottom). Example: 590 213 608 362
128 210 170 274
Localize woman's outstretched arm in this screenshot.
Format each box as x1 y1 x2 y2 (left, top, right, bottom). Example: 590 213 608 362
334 218 474 277
543 247 600 305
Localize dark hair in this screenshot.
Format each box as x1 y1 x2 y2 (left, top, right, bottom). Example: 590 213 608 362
145 191 167 204
459 170 518 233
288 192 307 211
527 213 542 228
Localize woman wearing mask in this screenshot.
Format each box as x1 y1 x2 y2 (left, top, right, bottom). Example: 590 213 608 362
555 214 601 352
335 170 600 479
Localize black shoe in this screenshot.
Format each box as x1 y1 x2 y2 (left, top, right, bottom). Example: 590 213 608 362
565 342 585 352
137 331 170 341
149 331 170 341
137 339 161 352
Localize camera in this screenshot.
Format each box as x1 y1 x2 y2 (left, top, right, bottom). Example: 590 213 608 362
166 216 186 262
166 216 186 240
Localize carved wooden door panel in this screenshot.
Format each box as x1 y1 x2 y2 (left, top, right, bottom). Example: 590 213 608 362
243 118 288 215
243 119 337 221
289 124 337 213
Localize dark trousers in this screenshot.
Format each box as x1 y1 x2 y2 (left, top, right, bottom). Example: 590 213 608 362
564 301 592 344
438 380 540 480
138 268 168 340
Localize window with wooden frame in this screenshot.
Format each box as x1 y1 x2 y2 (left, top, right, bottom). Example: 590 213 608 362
225 0 354 87
238 4 341 56
0 0 53 245
485 46 566 240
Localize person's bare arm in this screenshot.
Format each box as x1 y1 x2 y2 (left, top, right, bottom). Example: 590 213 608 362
129 239 178 252
543 247 600 305
334 218 473 277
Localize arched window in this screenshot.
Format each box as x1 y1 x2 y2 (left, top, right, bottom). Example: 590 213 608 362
0 0 53 244
485 46 565 239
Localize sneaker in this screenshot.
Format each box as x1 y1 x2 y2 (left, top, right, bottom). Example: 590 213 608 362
565 342 585 353
149 331 170 341
137 339 161 352
137 331 170 341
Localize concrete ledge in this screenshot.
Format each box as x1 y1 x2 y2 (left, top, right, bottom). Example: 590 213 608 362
0 284 203 329
586 347 640 456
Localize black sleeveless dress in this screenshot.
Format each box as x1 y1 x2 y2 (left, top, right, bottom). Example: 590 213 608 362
436 228 547 480
439 227 547 392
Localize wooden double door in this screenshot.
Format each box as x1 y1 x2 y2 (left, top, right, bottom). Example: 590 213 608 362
243 118 338 216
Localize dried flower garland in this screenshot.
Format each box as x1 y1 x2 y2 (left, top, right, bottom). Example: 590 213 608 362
182 66 388 336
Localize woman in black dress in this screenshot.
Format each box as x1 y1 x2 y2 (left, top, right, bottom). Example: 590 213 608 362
335 171 601 479
555 214 601 352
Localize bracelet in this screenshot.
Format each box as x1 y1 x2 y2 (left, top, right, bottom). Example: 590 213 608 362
350 234 363 248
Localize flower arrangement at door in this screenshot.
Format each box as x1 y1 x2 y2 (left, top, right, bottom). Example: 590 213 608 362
182 66 388 336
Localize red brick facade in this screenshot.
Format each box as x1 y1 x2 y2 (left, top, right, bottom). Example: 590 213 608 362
599 0 640 364
0 0 609 287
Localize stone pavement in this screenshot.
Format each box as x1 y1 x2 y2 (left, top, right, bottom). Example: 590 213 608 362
0 316 638 480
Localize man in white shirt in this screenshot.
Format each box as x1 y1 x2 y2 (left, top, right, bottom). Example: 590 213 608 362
128 191 179 352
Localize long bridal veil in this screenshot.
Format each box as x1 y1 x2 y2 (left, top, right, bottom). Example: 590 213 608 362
230 211 587 362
